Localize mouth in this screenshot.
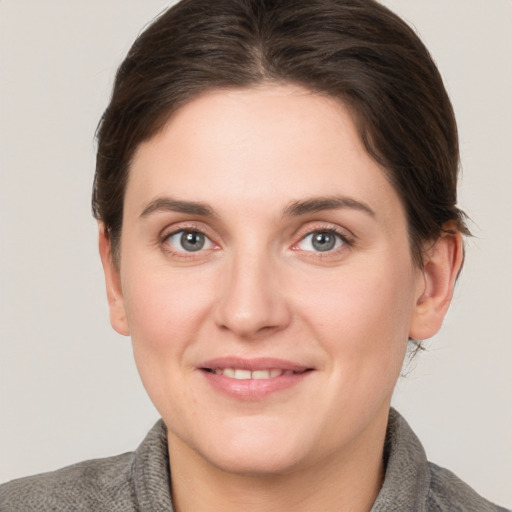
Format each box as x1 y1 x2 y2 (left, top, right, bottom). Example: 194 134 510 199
198 358 314 400
202 368 306 379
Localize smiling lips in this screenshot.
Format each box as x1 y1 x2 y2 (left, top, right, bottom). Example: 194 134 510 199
200 358 313 400
208 368 297 379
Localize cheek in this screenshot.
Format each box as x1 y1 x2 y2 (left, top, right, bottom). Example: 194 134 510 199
119 265 217 418
121 265 215 358
294 260 417 368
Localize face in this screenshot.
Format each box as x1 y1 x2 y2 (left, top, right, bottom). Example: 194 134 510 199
102 85 433 476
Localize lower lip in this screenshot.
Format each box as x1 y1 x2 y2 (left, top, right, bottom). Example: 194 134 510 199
200 370 312 400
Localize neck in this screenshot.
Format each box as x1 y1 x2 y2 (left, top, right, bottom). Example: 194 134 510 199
168 413 388 512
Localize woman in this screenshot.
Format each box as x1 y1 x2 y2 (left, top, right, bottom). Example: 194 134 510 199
1 0 509 510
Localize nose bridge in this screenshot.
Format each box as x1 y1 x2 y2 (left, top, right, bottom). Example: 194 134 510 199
215 244 291 338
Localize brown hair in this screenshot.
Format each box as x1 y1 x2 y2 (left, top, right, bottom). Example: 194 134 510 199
93 0 469 265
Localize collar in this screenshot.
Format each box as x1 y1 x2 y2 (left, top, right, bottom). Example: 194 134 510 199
132 408 430 511
371 408 430 510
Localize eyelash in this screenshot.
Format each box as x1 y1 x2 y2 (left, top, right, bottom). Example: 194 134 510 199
159 223 354 258
160 223 218 259
292 225 354 257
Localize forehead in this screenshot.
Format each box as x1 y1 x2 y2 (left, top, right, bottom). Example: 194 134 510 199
126 85 403 224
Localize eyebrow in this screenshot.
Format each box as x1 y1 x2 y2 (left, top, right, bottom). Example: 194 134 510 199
140 198 216 218
283 195 376 218
139 194 375 219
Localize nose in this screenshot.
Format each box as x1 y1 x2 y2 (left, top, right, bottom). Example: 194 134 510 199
214 249 292 339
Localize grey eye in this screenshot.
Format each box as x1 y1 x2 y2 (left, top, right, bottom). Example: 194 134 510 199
166 230 212 252
297 231 343 252
181 231 205 251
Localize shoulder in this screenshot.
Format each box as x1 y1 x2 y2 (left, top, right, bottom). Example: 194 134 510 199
0 420 172 512
375 409 510 512
426 462 510 512
0 452 136 512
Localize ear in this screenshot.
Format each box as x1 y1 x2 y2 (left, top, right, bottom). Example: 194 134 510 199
98 223 130 336
409 224 464 341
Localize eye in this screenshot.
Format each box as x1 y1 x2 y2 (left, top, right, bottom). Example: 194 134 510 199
296 230 345 252
164 230 213 253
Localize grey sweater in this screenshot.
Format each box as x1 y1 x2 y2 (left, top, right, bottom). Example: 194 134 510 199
1 410 508 511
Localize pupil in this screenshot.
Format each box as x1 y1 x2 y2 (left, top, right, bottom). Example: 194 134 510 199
312 232 335 252
181 231 205 252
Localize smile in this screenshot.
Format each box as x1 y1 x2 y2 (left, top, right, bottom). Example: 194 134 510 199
205 368 300 379
199 358 313 400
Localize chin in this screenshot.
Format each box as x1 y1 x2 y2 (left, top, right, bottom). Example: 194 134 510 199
181 416 312 476
206 441 306 476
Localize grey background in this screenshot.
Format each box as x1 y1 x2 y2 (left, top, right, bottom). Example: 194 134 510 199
1 0 511 507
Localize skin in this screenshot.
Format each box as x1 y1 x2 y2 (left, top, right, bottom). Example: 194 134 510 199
99 85 463 512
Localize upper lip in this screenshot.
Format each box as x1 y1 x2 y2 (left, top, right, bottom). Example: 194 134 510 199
200 357 312 372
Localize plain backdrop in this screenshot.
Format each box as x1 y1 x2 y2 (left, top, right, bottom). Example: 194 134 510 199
1 0 511 507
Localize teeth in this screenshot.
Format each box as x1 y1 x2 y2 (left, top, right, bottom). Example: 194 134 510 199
234 369 251 380
212 368 296 379
251 370 271 379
